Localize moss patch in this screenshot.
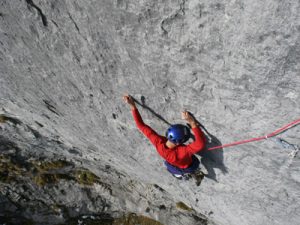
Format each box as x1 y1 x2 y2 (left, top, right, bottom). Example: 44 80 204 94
59 216 113 225
0 114 21 125
60 213 163 225
32 160 72 172
33 169 102 187
0 115 8 123
33 173 73 186
74 170 100 185
176 202 193 211
0 155 26 183
0 154 107 188
114 213 164 225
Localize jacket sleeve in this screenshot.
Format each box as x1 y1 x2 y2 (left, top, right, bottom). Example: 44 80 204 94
186 126 206 154
131 108 162 147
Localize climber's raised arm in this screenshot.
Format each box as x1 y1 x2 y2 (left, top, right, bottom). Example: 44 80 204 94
182 111 206 154
123 94 161 146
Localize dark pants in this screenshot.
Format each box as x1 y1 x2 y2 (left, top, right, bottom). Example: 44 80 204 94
164 155 200 176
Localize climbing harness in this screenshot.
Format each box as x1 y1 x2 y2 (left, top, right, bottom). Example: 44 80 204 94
207 118 300 157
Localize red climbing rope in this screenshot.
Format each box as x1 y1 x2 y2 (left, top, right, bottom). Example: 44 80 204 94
207 118 300 151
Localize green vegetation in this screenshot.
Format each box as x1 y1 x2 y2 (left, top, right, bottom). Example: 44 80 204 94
33 168 103 187
176 202 193 211
33 173 73 186
0 155 25 183
75 170 101 185
60 217 113 225
114 213 164 225
1 155 163 225
32 160 72 172
0 154 102 187
60 213 164 225
0 114 21 124
0 114 8 123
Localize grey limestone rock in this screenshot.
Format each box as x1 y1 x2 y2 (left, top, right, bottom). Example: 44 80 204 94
0 0 299 225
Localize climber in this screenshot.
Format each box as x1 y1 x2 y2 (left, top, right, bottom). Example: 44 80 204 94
123 94 206 185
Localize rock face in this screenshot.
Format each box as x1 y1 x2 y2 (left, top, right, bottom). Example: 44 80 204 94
0 0 299 225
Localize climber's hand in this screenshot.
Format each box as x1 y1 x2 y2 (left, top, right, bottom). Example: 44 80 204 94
182 110 197 128
123 94 136 109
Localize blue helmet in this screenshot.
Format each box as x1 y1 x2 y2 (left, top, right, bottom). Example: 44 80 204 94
166 124 191 144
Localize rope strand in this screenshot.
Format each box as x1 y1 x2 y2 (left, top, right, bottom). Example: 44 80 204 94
208 118 300 151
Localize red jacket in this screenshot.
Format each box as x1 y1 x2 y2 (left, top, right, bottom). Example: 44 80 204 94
132 108 206 169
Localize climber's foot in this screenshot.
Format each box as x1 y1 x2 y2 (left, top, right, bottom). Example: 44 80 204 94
191 170 205 186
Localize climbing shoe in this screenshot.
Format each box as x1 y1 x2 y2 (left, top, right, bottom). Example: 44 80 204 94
172 174 183 180
191 170 205 186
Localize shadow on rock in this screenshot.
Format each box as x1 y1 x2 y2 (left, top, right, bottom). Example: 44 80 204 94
133 96 171 126
189 113 228 182
199 134 228 182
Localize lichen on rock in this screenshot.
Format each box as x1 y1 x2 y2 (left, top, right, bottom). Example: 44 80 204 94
32 160 72 172
176 201 193 211
74 169 101 186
